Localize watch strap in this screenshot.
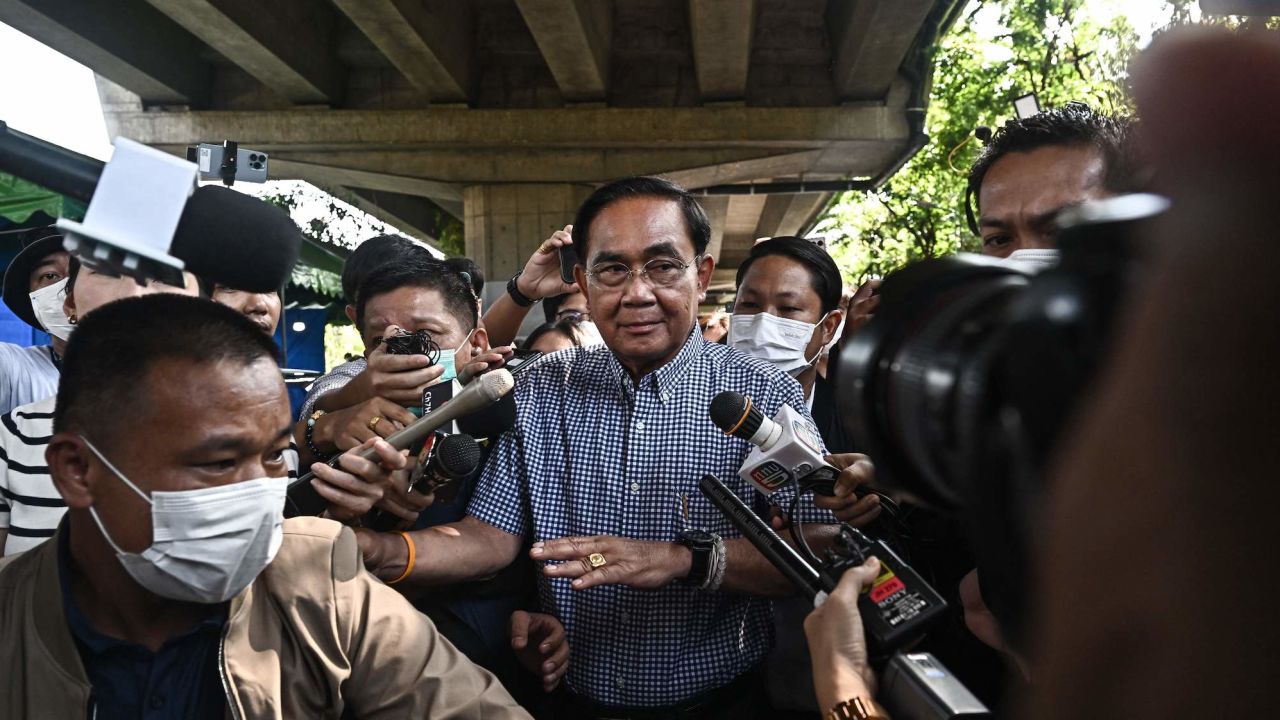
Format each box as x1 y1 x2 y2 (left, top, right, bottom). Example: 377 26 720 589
678 530 714 587
506 272 536 307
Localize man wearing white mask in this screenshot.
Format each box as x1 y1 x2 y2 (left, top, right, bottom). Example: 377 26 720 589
0 294 528 719
0 228 72 414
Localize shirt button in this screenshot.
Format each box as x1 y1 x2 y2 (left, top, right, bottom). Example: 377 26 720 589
616 676 626 689
635 420 646 431
630 482 640 493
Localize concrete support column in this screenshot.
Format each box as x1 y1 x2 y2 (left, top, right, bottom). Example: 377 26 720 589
465 183 593 333
465 183 593 279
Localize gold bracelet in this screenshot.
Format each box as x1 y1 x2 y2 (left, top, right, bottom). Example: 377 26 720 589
827 696 888 720
386 532 416 585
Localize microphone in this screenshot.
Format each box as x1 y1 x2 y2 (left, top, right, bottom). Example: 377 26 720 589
0 131 301 293
709 390 837 496
365 432 482 531
286 370 515 517
700 473 948 652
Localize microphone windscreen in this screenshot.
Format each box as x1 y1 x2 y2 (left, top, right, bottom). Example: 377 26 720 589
710 390 762 441
435 433 483 478
171 186 301 292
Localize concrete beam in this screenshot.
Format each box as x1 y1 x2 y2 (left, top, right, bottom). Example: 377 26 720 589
338 187 445 249
827 0 934 101
144 0 340 104
780 192 831 237
753 191 831 239
265 158 464 218
277 147 786 185
109 105 908 148
0 0 210 104
332 0 472 102
667 150 824 190
689 0 755 101
700 195 730 262
515 0 610 102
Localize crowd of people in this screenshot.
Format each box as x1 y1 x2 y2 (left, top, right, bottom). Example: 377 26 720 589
0 23 1274 720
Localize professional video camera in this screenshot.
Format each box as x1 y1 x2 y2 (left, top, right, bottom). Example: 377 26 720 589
834 192 1169 648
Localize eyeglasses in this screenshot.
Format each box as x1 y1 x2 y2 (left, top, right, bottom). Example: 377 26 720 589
585 255 703 290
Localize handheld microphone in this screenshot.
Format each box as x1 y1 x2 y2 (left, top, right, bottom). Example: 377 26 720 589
366 432 482 531
285 370 514 517
709 391 837 496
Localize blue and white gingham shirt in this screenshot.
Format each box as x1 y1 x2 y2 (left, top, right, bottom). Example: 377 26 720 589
469 329 834 707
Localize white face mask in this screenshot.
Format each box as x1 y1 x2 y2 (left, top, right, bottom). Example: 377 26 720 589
1005 248 1061 270
29 278 74 341
728 312 828 377
81 437 286 604
574 320 605 347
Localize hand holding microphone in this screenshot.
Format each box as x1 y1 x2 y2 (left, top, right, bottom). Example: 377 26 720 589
287 369 515 518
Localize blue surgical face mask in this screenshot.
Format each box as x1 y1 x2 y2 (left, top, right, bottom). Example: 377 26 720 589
434 329 474 384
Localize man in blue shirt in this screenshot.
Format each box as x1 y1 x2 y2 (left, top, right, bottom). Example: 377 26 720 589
357 177 852 717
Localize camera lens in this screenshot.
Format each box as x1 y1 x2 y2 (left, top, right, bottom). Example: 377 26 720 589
836 256 1030 511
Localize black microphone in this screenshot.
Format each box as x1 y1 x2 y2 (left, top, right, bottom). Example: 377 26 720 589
366 432 482 531
698 473 830 598
0 126 300 293
169 185 301 293
286 370 515 517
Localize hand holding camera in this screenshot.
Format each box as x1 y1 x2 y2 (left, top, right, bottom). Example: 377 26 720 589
365 325 447 406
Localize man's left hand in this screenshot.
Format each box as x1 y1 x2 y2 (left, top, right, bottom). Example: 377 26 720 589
531 536 691 590
816 453 881 526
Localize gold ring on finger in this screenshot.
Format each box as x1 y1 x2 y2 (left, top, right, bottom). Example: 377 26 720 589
587 552 607 569
368 416 382 431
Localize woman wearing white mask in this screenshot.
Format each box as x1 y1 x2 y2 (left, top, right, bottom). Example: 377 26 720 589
728 236 847 444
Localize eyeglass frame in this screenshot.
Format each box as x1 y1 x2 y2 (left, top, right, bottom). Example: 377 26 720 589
583 253 708 290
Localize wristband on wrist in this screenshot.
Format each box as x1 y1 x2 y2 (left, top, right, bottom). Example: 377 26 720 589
386 531 416 585
506 271 537 307
305 410 332 462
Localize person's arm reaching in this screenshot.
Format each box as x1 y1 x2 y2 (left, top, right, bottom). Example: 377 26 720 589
355 514 524 591
483 225 580 348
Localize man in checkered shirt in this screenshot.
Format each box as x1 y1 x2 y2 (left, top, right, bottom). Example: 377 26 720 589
356 177 873 717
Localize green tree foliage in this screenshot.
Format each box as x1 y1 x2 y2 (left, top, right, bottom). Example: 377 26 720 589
813 0 1154 286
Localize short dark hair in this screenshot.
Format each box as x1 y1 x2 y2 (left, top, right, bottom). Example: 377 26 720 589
65 256 211 299
443 256 485 299
53 294 279 438
355 256 478 333
736 236 842 315
966 103 1136 235
571 177 711 262
523 318 581 351
341 235 430 304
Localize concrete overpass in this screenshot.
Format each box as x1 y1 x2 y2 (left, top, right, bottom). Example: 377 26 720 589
0 0 963 304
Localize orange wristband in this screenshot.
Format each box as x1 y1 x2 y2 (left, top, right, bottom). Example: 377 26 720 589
386 532 416 585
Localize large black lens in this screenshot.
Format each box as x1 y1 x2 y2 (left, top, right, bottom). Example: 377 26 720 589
835 256 1032 511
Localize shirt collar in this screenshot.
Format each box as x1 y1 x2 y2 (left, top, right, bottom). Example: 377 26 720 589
607 326 705 401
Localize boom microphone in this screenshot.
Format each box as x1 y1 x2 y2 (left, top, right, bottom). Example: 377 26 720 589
285 370 515 517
